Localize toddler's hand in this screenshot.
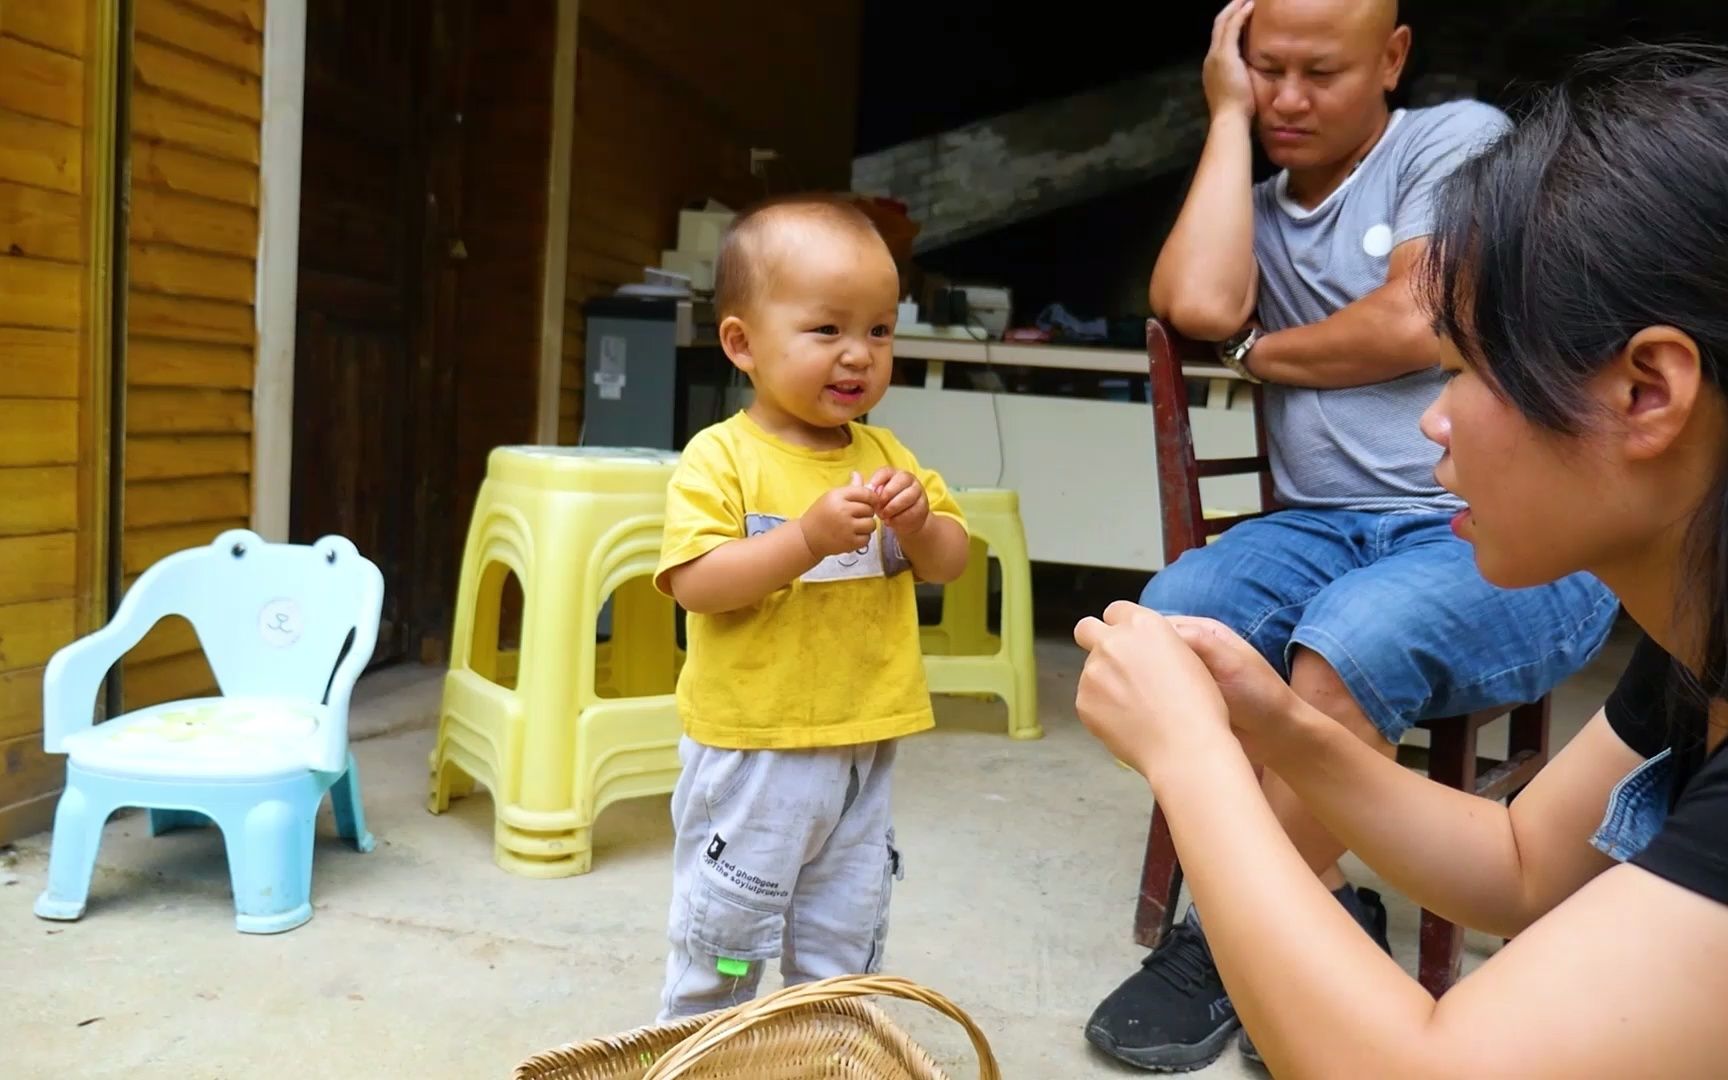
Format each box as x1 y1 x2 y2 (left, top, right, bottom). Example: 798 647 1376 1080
799 472 878 558
868 468 930 536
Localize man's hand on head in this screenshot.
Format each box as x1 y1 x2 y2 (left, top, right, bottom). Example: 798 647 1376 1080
1205 0 1258 123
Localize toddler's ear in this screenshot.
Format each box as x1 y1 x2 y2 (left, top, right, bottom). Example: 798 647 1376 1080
719 315 754 374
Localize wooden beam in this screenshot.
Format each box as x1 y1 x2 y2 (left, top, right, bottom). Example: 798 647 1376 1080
127 292 254 344
537 0 580 443
122 521 241 577
0 533 77 607
1 0 89 57
127 337 252 389
0 466 78 536
121 615 199 666
125 387 253 435
130 87 259 164
251 0 306 542
0 180 82 262
0 399 79 466
124 475 250 529
0 36 84 126
175 0 264 34
132 37 261 123
3 327 79 398
0 110 83 194
131 139 257 206
0 255 82 329
122 649 217 710
129 185 258 257
0 666 47 743
79 0 122 647
124 434 250 479
0 597 76 672
129 242 255 302
134 0 262 76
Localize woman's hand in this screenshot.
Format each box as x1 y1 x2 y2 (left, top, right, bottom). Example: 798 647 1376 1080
1073 601 1237 781
1167 616 1304 764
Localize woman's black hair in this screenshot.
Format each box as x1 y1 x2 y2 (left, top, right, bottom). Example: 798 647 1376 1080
1419 42 1728 702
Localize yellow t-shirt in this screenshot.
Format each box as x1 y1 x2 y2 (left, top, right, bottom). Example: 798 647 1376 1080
654 411 966 750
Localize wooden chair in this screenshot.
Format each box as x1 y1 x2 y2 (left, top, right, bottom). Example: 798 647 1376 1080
1137 318 1552 997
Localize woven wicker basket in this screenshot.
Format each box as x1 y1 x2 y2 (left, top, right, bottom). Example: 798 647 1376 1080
512 974 1000 1080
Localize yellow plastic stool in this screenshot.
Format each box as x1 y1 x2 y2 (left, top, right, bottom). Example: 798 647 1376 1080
920 488 1041 739
428 446 685 877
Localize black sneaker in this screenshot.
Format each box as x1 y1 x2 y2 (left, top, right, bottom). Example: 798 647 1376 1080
1085 906 1238 1072
1239 887 1392 1067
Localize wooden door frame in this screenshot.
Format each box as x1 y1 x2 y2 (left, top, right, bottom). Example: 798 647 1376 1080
535 0 580 443
251 0 307 543
252 0 579 547
83 0 124 640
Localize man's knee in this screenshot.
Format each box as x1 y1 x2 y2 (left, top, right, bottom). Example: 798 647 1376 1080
1289 646 1395 750
1138 550 1212 613
1139 545 1257 625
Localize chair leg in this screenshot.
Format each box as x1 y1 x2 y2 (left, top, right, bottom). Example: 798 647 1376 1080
936 536 992 655
329 754 376 853
1507 698 1552 794
426 743 476 814
1419 908 1465 998
221 794 319 934
34 781 112 922
1418 718 1479 996
994 531 1041 741
149 808 213 836
608 575 677 697
1134 805 1184 950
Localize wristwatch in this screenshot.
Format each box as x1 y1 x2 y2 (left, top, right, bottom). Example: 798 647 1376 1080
1216 326 1264 383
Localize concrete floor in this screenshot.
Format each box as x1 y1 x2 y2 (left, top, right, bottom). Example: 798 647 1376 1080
1 608 1636 1079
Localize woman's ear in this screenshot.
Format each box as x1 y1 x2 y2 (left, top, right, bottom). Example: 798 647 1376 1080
1606 326 1704 461
719 315 754 375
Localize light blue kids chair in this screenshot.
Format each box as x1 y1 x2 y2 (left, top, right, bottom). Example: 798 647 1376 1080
33 529 384 934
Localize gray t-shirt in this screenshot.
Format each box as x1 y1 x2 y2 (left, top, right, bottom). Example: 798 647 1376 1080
1252 99 1511 513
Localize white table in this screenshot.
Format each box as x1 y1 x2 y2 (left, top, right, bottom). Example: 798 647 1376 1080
867 336 1262 572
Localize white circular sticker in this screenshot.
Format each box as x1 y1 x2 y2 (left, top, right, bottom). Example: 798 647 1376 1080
258 599 303 647
1362 223 1394 258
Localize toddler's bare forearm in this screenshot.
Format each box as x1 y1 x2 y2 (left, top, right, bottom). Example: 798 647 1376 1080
898 516 970 584
667 524 820 614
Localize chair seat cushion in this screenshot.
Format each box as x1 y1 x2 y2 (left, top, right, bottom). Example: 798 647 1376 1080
63 697 329 780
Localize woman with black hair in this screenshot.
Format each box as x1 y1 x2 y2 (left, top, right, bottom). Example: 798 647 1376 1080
1074 43 1728 1077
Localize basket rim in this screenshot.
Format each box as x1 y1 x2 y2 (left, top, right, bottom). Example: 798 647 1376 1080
512 998 945 1080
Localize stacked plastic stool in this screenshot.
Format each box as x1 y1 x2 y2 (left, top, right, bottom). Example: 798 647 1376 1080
920 488 1041 740
428 446 684 877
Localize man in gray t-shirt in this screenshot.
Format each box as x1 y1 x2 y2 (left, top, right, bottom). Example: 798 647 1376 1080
1086 0 1619 1072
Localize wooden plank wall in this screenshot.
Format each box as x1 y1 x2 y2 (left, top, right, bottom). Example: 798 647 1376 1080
556 1 864 443
121 0 263 708
0 0 93 840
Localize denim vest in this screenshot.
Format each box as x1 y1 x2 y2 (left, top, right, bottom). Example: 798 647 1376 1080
1589 749 1675 862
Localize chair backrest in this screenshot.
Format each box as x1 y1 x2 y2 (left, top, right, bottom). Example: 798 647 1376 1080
114 529 385 704
1145 318 1276 564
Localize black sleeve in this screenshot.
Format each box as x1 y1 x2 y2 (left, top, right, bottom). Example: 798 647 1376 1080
1631 749 1728 907
1605 634 1675 760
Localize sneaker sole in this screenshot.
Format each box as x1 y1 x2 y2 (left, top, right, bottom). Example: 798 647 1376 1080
1085 1017 1241 1073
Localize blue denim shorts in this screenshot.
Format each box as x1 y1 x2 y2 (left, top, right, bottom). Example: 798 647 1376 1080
1141 509 1620 742
1589 749 1673 862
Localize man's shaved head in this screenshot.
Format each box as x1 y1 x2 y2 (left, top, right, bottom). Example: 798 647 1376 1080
1250 0 1398 44
712 195 891 322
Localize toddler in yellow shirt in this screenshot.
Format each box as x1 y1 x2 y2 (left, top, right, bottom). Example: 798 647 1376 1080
652 194 971 1020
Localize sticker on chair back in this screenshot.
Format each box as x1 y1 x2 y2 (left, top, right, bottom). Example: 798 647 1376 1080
745 513 904 583
258 598 304 647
